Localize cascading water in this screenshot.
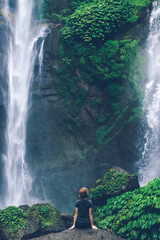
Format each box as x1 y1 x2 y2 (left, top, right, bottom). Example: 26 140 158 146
138 0 160 186
1 0 48 207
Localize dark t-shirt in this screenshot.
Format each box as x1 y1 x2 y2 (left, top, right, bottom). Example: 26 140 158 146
75 199 93 224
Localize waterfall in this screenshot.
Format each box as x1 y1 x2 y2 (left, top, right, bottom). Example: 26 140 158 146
138 0 160 186
1 0 48 207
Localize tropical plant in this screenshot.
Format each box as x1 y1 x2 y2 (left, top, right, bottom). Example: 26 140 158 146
97 178 160 239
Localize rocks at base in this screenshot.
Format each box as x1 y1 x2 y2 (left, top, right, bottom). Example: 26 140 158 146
22 204 65 239
0 204 65 240
0 205 126 240
28 229 125 240
89 166 140 206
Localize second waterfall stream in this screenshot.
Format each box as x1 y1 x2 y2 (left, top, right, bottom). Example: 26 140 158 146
2 0 48 207
138 0 160 186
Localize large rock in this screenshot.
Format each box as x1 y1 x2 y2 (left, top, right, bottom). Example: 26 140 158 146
29 229 125 240
89 166 140 206
0 204 65 240
23 204 65 239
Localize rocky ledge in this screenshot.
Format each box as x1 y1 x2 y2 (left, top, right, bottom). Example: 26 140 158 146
29 229 125 240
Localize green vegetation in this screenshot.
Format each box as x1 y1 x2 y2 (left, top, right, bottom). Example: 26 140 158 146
70 0 150 12
96 178 160 239
42 0 71 19
0 206 27 239
42 0 150 26
43 0 56 18
63 0 150 45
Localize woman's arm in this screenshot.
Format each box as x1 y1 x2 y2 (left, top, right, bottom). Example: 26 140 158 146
89 208 97 230
69 207 78 229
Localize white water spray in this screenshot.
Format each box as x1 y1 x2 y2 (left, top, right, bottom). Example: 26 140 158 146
2 0 47 207
138 0 160 186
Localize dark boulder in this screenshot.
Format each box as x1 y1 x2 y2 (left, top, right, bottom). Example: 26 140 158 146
22 204 65 239
89 166 140 206
0 204 65 240
28 229 125 240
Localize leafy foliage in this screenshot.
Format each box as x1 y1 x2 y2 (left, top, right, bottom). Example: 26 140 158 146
62 0 150 45
42 0 71 20
97 178 160 239
70 0 150 11
0 206 27 238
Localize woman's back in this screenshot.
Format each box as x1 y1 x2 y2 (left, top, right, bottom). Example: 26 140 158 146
75 199 92 218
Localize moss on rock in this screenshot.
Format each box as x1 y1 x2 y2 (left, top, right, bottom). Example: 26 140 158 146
27 203 64 231
89 166 139 205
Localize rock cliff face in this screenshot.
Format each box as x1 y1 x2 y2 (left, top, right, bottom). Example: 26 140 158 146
25 3 152 213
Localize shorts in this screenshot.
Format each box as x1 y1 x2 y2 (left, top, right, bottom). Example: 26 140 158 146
75 221 91 229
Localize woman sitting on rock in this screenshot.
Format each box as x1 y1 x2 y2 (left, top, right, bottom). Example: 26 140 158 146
69 187 97 230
